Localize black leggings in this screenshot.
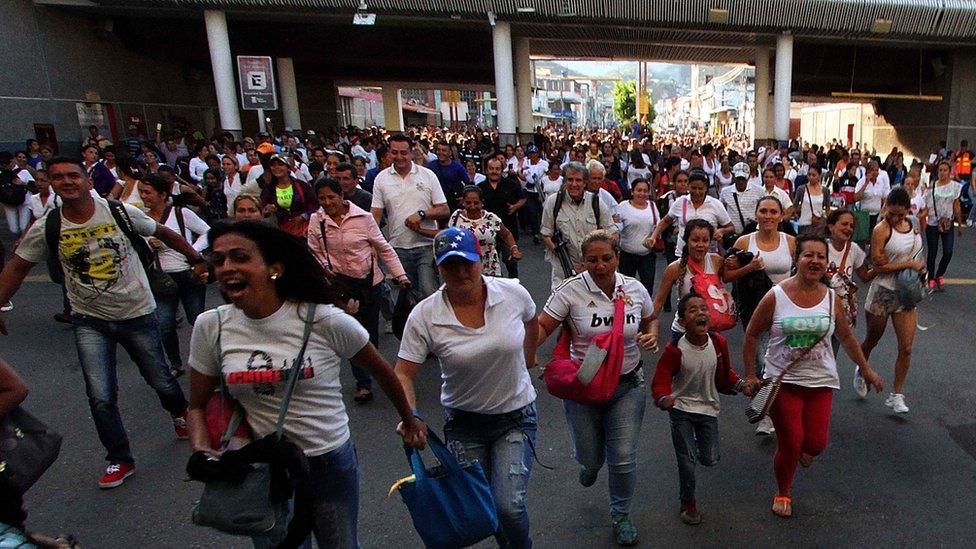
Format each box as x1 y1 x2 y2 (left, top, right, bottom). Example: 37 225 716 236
925 224 955 278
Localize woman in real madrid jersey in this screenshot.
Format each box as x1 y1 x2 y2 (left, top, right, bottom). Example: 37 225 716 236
537 229 656 546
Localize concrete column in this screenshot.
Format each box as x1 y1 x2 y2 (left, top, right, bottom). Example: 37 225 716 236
204 10 242 137
276 57 302 130
492 22 517 146
382 86 403 131
515 37 534 143
773 33 793 142
754 46 770 145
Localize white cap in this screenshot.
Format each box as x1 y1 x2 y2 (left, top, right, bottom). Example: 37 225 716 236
732 162 750 179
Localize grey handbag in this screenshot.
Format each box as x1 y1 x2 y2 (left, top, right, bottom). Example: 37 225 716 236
191 304 315 537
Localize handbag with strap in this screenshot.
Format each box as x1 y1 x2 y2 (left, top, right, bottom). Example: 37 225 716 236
320 219 374 306
544 285 626 405
687 259 737 331
0 407 63 495
745 293 833 423
191 304 315 537
399 429 499 548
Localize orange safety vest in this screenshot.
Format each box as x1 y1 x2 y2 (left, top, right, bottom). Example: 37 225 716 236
956 151 972 175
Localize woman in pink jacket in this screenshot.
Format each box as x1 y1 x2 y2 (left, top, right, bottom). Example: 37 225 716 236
309 178 410 402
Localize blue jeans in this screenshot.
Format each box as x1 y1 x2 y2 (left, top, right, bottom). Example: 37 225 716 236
154 270 207 370
925 224 955 278
395 246 438 302
71 313 188 464
618 251 656 297
350 283 384 390
563 373 647 518
519 194 542 236
443 403 537 549
667 408 720 504
252 438 360 549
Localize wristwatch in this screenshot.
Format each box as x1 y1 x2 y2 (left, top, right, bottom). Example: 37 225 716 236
417 209 427 220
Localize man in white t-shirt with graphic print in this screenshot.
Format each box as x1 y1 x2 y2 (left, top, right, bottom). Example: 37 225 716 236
0 157 209 489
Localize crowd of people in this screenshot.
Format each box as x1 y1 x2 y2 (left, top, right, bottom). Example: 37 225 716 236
0 121 967 547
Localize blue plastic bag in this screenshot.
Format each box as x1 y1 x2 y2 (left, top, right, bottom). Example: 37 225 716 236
399 431 498 548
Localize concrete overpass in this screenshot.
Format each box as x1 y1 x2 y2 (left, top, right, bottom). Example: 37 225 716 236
5 0 976 155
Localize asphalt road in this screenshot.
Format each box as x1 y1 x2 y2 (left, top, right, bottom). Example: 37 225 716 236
2 228 976 548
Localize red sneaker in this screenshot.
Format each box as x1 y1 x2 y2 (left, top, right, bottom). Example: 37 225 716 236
937 276 945 291
99 462 135 489
173 412 189 440
928 279 937 290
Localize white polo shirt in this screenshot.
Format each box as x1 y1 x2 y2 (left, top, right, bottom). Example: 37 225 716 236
398 277 538 414
371 163 447 249
543 271 653 374
668 195 732 257
757 185 794 212
854 176 891 215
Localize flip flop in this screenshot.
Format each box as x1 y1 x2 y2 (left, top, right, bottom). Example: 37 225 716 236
354 388 374 403
772 495 792 518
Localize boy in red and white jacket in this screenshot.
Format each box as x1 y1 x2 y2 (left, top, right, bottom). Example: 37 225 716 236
652 292 748 526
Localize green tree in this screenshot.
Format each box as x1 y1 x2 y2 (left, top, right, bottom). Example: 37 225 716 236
613 80 654 125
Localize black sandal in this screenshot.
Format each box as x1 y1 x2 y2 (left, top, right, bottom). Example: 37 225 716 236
354 388 373 403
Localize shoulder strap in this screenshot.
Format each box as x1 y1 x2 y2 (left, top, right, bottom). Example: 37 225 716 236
731 192 746 229
319 219 334 269
931 184 938 218
591 191 601 227
107 199 153 270
775 292 832 381
274 303 316 439
174 206 187 239
682 197 688 224
838 241 852 271
44 207 62 257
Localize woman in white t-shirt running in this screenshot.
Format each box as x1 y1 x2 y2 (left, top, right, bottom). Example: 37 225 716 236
395 227 540 548
186 221 426 549
140 175 210 377
537 230 656 546
824 209 873 376
743 234 883 519
614 178 660 295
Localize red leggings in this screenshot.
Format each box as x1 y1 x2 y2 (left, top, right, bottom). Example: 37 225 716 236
769 384 833 493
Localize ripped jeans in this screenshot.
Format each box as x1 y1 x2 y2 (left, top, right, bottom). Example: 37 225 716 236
443 403 538 549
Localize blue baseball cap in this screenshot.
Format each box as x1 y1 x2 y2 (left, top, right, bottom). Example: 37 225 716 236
526 144 539 154
433 227 482 265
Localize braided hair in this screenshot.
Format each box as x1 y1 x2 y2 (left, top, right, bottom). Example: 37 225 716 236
675 219 715 302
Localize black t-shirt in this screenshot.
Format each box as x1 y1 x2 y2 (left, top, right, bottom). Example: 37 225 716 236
478 176 524 231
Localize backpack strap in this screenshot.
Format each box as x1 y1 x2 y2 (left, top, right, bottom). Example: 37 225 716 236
106 199 153 270
591 191 601 227
44 207 62 258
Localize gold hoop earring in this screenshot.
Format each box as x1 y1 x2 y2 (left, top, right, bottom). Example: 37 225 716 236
270 273 279 281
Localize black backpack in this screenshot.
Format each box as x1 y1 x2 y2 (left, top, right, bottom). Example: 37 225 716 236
0 168 28 206
552 187 602 229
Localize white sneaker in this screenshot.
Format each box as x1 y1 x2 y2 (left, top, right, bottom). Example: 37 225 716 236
755 416 776 435
853 367 868 399
0 301 12 312
885 393 909 414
